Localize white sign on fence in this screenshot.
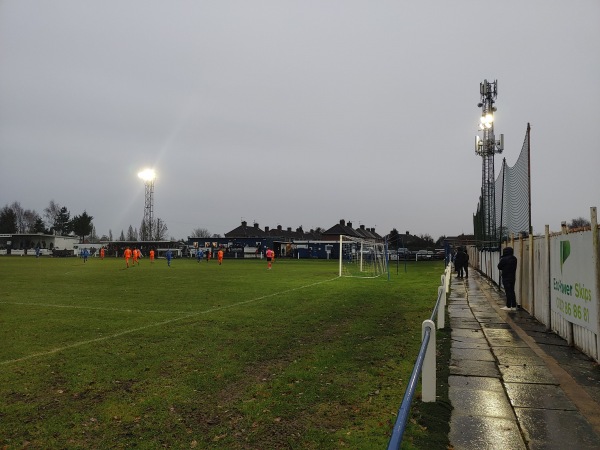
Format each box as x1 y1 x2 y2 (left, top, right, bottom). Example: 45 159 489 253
550 233 598 334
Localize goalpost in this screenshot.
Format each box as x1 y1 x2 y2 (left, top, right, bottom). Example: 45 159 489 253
338 235 389 278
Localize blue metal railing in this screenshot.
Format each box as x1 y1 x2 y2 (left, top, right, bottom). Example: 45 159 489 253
386 263 451 449
386 325 432 449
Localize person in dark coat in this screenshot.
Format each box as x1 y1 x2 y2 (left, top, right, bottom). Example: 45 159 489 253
454 247 467 278
498 246 518 310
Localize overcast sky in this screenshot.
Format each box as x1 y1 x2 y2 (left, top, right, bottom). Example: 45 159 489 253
1 1 599 241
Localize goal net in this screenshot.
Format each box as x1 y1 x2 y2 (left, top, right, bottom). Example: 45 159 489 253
338 235 389 278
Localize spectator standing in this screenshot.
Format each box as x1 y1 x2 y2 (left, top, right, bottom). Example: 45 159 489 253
498 246 518 311
453 247 467 279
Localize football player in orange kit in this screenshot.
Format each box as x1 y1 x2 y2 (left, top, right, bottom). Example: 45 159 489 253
266 248 274 269
124 247 132 268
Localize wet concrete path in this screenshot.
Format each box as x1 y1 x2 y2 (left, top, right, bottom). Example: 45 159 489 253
447 270 600 450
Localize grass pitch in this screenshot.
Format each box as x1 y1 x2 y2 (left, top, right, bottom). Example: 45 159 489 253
0 256 449 449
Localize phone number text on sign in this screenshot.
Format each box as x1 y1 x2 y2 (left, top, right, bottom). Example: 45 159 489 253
555 296 591 323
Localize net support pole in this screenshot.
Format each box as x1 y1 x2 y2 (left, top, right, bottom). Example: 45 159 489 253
360 241 364 272
527 123 532 236
338 235 343 277
385 237 390 281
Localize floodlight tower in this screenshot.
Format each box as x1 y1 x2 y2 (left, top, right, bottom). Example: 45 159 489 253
475 80 504 245
138 169 156 241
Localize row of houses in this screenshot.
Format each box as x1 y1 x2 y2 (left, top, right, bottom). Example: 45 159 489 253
189 219 383 259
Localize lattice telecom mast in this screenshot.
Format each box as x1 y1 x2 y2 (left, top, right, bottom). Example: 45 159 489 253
138 169 156 241
475 80 504 244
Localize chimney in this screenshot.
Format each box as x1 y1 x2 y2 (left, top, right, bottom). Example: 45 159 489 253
265 226 270 233
347 221 353 228
340 219 345 226
242 221 247 227
254 223 259 228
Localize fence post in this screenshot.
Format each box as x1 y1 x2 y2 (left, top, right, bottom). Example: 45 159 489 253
421 319 436 402
529 232 535 317
437 286 445 329
545 225 552 331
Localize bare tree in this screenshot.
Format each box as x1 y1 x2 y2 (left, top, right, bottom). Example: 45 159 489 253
569 217 591 229
23 209 41 233
419 233 434 246
10 202 26 233
153 218 168 240
44 200 62 232
190 227 212 238
89 225 99 243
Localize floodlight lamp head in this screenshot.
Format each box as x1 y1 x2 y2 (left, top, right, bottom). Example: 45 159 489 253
480 113 494 126
138 169 156 182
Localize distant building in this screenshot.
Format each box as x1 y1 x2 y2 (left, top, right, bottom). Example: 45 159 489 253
187 219 382 260
0 233 79 256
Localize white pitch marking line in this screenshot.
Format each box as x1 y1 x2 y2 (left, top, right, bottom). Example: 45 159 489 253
1 277 338 366
0 301 191 315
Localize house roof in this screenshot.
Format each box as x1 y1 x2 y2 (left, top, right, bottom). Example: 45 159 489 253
224 221 267 238
322 220 362 238
224 219 381 241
